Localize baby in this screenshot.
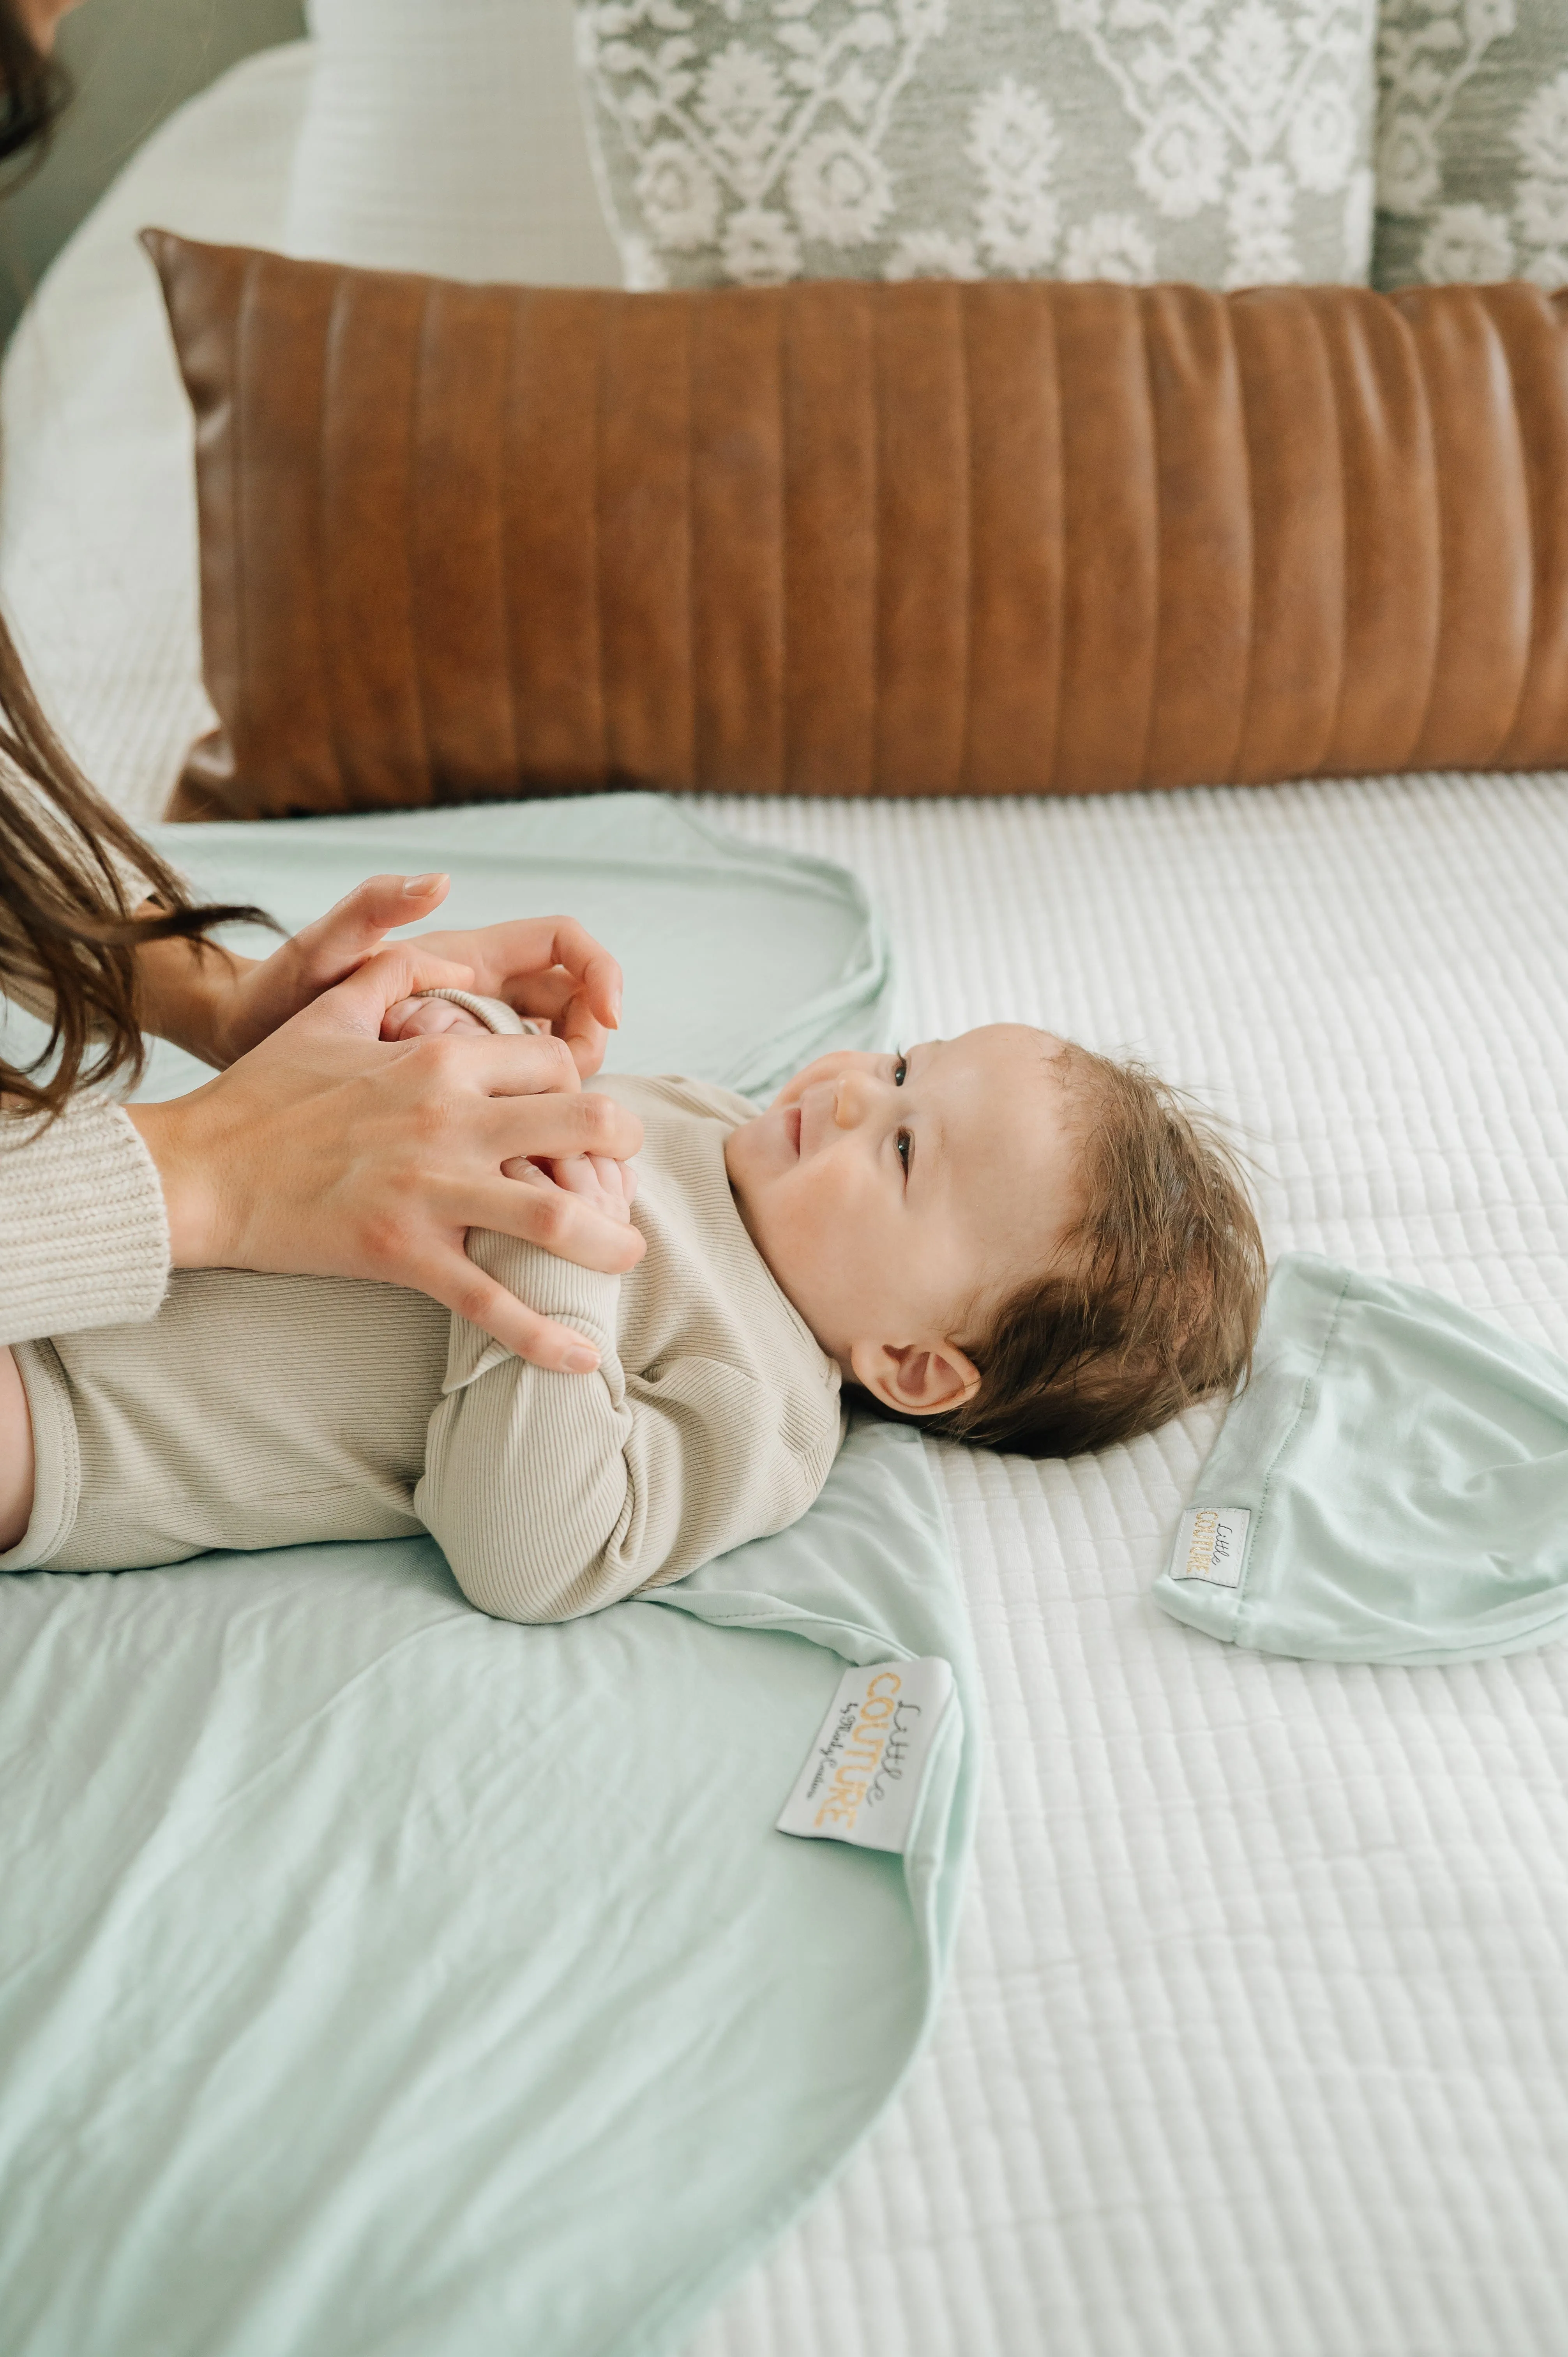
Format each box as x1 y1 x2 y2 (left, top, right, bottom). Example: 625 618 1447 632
0 997 1264 1621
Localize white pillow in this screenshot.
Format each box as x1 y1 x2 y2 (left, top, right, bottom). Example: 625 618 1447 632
282 0 622 285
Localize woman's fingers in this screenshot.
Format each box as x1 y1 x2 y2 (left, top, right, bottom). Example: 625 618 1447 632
288 873 451 990
476 1085 642 1171
503 921 621 1078
467 1166 645 1267
514 934 622 1077
200 889 629 1083
476 968 606 1081
295 943 480 1039
533 916 623 1031
192 875 463 1065
319 989 638 1163
415 916 624 1077
484 916 623 1028
549 985 610 1078
399 1242 603 1372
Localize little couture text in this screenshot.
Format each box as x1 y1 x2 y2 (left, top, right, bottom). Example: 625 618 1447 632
1169 1505 1251 1590
776 1657 955 1855
807 1671 922 1834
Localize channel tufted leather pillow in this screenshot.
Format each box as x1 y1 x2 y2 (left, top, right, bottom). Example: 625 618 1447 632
144 229 1568 816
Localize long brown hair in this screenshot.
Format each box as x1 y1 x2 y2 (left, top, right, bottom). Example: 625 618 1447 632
0 11 268 1115
0 608 268 1117
0 0 67 173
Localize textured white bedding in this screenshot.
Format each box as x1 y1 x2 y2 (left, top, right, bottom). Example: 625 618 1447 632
5 46 1568 2357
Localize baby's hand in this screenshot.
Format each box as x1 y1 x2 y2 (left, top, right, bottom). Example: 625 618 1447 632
381 991 638 1222
503 1149 639 1224
381 995 493 1042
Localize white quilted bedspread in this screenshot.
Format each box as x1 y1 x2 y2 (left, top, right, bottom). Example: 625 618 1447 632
692 784 1568 2357
5 46 1568 2357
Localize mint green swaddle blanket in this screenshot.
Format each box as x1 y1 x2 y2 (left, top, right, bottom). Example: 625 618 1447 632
1156 1254 1568 1666
0 797 979 2357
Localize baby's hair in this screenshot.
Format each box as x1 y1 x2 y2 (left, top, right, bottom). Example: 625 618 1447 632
927 1042 1266 1458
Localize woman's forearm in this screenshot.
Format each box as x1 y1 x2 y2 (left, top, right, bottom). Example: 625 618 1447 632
9 894 640 1373
131 927 256 1067
127 873 449 1069
0 1095 170 1344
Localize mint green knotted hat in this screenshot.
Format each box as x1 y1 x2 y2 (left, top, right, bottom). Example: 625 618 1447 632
1155 1254 1568 1666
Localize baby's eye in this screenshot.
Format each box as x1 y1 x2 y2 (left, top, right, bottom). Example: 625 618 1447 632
896 1127 911 1175
892 1053 908 1087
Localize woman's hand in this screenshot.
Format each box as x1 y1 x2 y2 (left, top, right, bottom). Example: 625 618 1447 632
377 998 640 1228
134 874 623 1079
125 940 646 1374
400 914 623 1077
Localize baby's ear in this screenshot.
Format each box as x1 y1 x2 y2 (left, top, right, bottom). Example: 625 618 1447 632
849 1338 981 1419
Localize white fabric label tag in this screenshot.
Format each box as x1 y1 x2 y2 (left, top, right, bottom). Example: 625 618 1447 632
776 1657 954 1855
1170 1505 1251 1588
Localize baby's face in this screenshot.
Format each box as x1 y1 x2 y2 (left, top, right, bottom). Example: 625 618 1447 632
725 1025 1084 1416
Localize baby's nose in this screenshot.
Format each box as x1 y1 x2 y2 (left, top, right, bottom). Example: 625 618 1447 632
832 1070 873 1129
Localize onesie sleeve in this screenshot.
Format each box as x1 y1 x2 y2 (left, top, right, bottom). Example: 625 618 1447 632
414 1228 825 1623
0 1095 170 1343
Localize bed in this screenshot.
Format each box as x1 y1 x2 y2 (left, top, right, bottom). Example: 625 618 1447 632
5 41 1568 2357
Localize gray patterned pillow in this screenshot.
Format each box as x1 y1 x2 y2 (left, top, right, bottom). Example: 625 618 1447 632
1374 1 1568 286
576 0 1379 293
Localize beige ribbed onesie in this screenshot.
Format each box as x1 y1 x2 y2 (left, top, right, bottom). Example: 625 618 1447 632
2 1074 844 1622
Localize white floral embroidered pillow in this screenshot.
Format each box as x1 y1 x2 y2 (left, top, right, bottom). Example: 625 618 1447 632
1375 1 1568 286
576 0 1379 293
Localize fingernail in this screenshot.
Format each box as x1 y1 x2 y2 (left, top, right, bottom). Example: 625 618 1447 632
565 1346 600 1373
404 872 445 896
609 990 622 1028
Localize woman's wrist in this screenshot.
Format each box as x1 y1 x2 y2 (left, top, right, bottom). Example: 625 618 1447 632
124 1092 226 1268
132 929 256 1068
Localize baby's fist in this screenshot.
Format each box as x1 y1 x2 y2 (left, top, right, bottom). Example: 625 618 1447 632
381 995 492 1042
503 1150 639 1223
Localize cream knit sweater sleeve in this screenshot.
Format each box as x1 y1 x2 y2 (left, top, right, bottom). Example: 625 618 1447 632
0 813 168 1341
0 1096 169 1343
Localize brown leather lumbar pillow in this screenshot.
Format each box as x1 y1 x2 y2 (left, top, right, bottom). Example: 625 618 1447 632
144 228 1568 817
